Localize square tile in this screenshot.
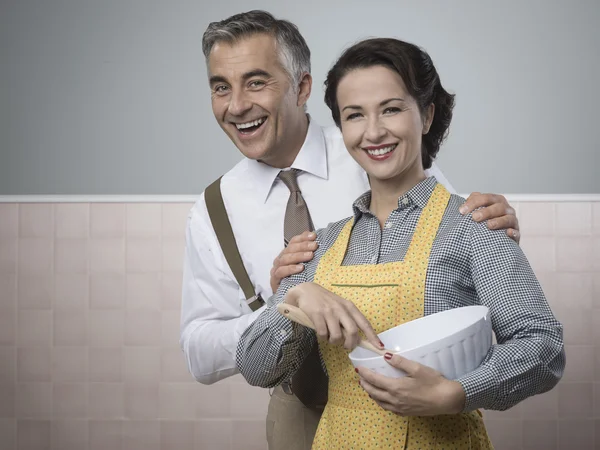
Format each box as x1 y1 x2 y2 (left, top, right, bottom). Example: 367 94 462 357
52 347 87 382
17 419 50 450
0 204 18 238
89 420 122 450
562 345 594 382
0 238 17 274
122 348 160 384
90 204 125 238
162 204 191 238
90 273 125 309
556 237 593 272
54 273 88 309
0 347 15 382
162 238 184 272
558 382 593 418
18 238 53 274
19 204 53 238
54 239 88 274
16 383 52 418
160 348 192 383
160 420 194 450
17 348 51 382
88 310 123 347
126 204 162 238
89 238 125 273
0 306 16 345
50 419 88 450
52 382 87 418
522 419 557 450
0 274 16 308
158 383 196 419
557 419 594 450
18 273 53 309
554 273 593 311
160 310 179 348
161 273 182 310
122 420 160 450
520 388 558 419
195 383 231 419
124 382 159 419
0 383 16 417
54 204 89 239
0 418 16 450
554 307 593 345
229 384 269 419
231 420 267 450
519 202 555 236
89 348 122 382
18 310 52 347
520 237 556 272
556 203 592 236
126 238 161 273
194 420 232 450
53 309 87 346
126 273 161 310
593 202 600 235
124 310 161 347
483 419 522 450
88 383 124 419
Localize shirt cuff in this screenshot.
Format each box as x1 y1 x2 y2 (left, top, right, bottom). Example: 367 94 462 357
456 365 499 412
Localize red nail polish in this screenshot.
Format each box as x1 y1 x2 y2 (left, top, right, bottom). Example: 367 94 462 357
355 368 359 373
384 353 393 360
379 340 385 347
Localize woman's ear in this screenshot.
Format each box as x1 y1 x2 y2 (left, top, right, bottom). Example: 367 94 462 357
422 103 435 134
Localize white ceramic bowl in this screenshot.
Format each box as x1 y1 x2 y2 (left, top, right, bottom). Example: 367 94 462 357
349 305 492 379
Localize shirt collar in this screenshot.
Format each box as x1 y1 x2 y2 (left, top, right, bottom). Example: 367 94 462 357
245 116 328 203
352 176 439 220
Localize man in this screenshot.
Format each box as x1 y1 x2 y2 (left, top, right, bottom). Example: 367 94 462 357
180 10 520 450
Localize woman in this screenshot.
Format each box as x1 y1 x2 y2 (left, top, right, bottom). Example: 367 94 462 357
237 38 564 449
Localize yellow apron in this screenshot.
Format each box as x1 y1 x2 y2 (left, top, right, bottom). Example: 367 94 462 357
311 184 493 450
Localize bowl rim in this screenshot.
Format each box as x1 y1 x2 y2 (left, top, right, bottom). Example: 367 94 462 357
349 305 490 362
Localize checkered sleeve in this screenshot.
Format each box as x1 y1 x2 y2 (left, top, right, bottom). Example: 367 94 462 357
235 221 346 388
457 219 565 412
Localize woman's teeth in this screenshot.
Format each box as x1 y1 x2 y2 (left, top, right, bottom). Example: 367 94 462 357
235 117 266 130
366 145 396 156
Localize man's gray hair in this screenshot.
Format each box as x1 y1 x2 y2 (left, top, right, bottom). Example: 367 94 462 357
202 10 311 89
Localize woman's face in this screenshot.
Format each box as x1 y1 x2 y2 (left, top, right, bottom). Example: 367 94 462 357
336 65 433 184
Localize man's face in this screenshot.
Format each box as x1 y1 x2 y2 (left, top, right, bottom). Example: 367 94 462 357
208 33 308 166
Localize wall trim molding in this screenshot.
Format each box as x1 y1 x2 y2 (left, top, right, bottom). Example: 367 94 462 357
1 194 599 203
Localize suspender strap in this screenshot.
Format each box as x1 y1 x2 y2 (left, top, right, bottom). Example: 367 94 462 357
204 177 265 312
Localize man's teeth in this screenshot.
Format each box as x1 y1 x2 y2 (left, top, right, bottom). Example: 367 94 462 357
236 117 266 130
366 145 395 156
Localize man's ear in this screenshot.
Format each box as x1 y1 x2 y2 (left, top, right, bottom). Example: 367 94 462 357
296 72 312 107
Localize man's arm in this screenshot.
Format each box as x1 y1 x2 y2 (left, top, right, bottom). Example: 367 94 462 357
180 200 263 384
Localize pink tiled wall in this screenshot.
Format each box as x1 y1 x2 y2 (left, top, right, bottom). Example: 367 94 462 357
0 201 599 450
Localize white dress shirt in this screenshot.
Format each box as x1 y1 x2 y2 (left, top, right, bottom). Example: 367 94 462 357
180 118 455 384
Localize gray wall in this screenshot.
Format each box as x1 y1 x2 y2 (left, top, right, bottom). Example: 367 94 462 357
1 0 598 195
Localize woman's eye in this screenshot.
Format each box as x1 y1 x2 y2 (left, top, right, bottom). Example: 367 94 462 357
383 107 401 114
346 113 362 120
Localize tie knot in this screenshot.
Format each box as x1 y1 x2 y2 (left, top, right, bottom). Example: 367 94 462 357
278 169 301 192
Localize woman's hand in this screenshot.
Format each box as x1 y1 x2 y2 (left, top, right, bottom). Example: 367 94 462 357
285 282 383 351
357 353 466 416
460 193 520 243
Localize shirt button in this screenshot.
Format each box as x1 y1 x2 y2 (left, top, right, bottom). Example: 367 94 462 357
385 222 393 229
279 329 287 337
402 197 409 206
370 256 377 264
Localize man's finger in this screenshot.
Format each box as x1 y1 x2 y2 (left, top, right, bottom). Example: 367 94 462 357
273 265 304 282
471 203 513 223
288 231 317 244
507 228 520 244
486 214 518 231
278 251 314 267
460 193 504 215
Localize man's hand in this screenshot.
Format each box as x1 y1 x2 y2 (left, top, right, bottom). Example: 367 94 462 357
460 193 520 243
270 231 318 293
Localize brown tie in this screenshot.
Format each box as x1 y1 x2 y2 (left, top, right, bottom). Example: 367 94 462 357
278 169 328 409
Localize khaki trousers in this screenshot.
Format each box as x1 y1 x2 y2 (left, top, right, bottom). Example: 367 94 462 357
266 386 323 450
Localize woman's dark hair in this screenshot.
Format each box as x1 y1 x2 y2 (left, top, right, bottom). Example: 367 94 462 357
324 38 455 169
